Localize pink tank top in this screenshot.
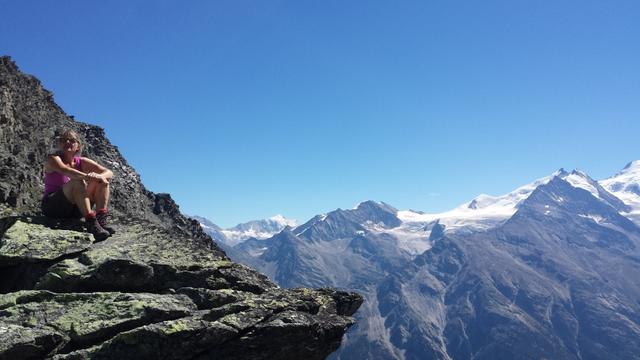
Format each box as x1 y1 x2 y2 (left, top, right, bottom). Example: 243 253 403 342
43 156 82 197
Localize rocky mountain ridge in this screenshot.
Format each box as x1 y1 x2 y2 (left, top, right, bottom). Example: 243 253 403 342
209 165 640 359
0 56 362 359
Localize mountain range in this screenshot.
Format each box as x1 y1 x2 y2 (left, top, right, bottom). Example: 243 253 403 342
197 161 640 359
193 214 297 247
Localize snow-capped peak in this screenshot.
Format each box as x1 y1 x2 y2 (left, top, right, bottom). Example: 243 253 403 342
396 166 628 234
221 215 299 246
563 169 599 198
461 170 566 213
549 168 630 213
269 214 298 228
394 179 550 253
602 160 640 190
623 160 640 172
467 194 497 209
599 160 640 224
397 172 558 233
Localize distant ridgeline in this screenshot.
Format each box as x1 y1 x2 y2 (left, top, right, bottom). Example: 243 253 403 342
205 174 640 358
0 56 362 359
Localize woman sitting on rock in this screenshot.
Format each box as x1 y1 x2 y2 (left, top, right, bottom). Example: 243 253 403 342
42 130 115 241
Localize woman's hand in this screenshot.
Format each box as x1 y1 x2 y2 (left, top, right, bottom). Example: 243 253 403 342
86 172 109 184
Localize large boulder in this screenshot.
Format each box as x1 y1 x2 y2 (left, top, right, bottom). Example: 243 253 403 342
0 218 92 265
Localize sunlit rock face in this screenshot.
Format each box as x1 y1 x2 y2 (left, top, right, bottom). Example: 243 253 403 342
0 56 362 360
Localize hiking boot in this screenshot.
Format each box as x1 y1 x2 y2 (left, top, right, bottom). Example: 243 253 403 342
97 211 116 235
86 217 110 242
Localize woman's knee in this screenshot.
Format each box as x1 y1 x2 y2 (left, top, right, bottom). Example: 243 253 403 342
70 179 88 194
97 181 110 192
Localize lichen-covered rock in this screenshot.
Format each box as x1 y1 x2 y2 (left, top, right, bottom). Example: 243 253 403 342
53 288 360 360
0 56 363 360
0 218 92 266
0 290 196 356
32 220 275 294
175 287 249 310
0 217 94 292
0 323 66 360
200 310 355 360
53 316 239 360
0 218 363 359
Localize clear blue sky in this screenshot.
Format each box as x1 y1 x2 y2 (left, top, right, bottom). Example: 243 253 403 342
1 1 639 227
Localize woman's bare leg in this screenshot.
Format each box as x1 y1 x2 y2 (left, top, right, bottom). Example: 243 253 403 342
62 180 110 240
86 181 110 210
62 180 92 216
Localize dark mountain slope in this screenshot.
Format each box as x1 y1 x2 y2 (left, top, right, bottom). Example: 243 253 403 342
389 176 640 359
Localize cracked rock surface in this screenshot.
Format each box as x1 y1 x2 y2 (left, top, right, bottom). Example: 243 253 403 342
0 56 362 359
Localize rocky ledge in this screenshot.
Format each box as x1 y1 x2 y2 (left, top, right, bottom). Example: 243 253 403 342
0 56 362 359
0 216 362 360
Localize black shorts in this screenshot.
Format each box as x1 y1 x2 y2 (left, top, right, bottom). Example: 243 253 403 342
41 189 82 218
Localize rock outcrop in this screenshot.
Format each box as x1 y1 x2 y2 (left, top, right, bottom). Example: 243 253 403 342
0 56 362 359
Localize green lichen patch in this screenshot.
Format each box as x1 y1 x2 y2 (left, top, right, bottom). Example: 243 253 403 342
0 291 196 351
217 307 273 331
199 310 357 360
79 222 229 269
0 291 24 310
34 221 276 293
0 220 92 265
35 258 90 291
0 205 16 218
203 288 347 331
176 287 251 310
0 290 59 310
54 316 238 360
0 322 67 360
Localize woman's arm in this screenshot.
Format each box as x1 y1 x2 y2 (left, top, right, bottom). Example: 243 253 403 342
46 155 90 180
80 157 113 183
